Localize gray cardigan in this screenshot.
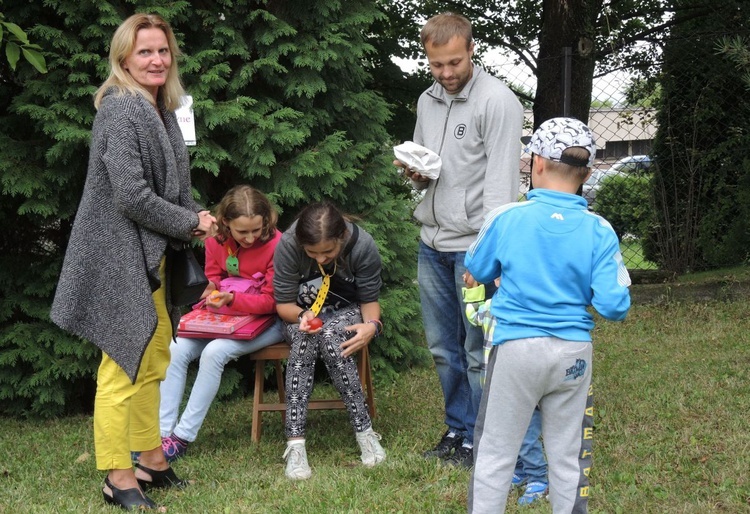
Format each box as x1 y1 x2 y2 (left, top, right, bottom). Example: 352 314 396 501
51 90 201 382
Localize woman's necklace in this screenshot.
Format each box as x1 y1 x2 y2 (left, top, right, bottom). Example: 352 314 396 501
317 261 337 277
226 244 240 276
311 261 336 315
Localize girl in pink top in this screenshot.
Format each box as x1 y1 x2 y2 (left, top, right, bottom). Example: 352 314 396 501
159 186 283 461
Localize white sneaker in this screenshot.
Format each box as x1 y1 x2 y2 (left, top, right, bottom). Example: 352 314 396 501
356 428 386 467
283 442 312 480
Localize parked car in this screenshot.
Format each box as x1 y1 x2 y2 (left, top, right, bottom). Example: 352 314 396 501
582 155 652 206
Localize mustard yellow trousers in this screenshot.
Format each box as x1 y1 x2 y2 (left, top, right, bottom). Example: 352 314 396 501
94 259 172 470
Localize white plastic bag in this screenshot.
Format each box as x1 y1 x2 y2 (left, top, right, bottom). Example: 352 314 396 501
393 141 442 180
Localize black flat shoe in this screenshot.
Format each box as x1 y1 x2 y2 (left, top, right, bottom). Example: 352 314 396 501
135 463 190 491
102 476 157 511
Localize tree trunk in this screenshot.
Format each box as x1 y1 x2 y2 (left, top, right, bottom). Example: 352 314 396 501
533 0 597 129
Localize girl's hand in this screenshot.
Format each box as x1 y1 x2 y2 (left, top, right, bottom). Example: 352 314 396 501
298 311 323 334
199 282 217 300
206 290 233 308
340 322 378 358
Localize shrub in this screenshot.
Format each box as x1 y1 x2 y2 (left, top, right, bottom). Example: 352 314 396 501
594 173 655 241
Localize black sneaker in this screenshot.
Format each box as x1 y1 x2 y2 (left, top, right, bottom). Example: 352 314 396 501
423 430 463 459
444 444 473 468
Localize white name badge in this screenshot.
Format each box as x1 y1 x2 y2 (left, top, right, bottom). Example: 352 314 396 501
176 95 196 146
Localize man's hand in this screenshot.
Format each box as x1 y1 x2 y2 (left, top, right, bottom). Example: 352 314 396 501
393 159 429 183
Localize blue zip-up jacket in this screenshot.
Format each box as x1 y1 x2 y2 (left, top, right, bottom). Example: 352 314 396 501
464 189 631 345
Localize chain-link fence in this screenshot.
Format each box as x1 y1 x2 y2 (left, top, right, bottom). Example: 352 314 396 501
487 54 659 269
537 122 654 269
481 6 750 273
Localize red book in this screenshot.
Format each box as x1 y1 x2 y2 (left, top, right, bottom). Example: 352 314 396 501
178 309 254 334
177 314 275 341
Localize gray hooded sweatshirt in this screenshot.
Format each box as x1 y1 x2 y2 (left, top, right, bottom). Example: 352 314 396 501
412 65 523 252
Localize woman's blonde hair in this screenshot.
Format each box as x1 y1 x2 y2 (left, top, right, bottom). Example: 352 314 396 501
94 13 185 111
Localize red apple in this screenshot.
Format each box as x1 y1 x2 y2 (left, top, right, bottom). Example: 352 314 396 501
308 317 323 330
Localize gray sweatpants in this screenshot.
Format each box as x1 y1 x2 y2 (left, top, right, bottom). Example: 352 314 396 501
469 337 593 514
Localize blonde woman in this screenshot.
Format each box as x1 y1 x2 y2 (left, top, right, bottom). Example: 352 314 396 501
51 13 214 510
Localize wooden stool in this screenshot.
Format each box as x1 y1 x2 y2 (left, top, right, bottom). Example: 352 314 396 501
248 341 376 443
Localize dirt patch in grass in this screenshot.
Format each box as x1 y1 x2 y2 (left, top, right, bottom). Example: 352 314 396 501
630 268 750 304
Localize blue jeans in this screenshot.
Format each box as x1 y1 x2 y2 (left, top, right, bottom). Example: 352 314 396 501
159 318 283 442
418 242 488 444
515 407 547 483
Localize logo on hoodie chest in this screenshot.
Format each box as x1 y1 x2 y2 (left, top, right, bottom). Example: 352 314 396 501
454 124 467 139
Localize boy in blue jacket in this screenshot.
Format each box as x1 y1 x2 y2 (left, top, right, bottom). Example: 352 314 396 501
465 118 631 514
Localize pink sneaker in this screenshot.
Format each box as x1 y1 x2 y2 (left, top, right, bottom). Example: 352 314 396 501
161 435 188 462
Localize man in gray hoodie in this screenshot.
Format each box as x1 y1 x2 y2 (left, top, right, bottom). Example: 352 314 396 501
394 12 523 468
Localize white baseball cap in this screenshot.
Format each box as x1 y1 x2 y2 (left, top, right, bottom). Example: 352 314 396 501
528 117 597 167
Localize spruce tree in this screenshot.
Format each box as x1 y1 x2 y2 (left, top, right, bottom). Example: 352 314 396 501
0 0 426 416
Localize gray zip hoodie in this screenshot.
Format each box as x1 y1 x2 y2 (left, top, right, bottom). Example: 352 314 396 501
412 65 523 252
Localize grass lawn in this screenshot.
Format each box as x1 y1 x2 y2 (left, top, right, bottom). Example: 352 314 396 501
1 300 749 513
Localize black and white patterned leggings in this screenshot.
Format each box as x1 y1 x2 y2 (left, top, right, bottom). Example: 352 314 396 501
283 304 372 438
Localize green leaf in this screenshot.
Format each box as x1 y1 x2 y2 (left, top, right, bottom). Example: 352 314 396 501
5 41 20 70
21 47 48 74
2 22 29 44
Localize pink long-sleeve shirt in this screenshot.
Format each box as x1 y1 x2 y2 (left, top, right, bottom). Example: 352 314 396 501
204 229 282 315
